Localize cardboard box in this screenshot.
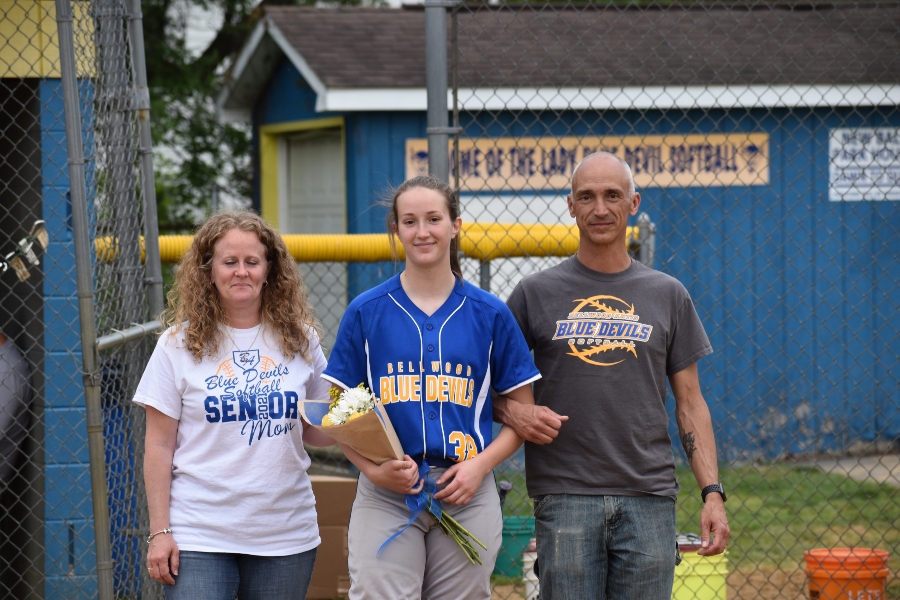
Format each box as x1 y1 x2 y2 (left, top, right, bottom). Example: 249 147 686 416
337 575 351 597
307 526 349 600
309 475 357 527
307 476 356 599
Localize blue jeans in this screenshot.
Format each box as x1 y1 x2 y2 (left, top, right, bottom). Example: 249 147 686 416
164 549 317 600
533 494 677 600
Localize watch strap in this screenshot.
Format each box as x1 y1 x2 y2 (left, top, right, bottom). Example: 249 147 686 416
701 483 726 503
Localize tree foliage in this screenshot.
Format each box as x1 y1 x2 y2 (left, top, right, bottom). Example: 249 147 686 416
143 0 364 232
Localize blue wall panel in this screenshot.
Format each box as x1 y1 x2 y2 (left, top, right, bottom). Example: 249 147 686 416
45 352 85 408
43 465 93 522
345 111 427 296
40 79 96 599
44 409 90 465
43 297 81 353
45 519 96 598
257 59 328 126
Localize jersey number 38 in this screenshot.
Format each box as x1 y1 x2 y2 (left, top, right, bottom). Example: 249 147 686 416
449 431 478 462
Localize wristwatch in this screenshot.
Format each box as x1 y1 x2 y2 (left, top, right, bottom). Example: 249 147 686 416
701 483 726 503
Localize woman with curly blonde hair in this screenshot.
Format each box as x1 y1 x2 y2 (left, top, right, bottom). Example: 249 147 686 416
133 211 333 600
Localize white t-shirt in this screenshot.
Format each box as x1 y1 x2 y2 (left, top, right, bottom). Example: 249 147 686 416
133 323 330 555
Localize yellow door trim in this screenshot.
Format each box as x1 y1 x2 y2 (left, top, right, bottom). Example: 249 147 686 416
258 116 346 229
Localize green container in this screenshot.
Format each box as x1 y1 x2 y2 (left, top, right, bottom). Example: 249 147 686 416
493 516 535 578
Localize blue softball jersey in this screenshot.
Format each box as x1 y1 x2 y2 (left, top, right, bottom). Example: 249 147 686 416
322 274 541 465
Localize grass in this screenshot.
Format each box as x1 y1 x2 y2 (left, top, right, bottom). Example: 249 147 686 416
680 464 900 573
495 469 532 517
494 463 900 576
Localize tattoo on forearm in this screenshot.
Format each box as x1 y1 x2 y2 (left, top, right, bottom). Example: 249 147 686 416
682 431 696 463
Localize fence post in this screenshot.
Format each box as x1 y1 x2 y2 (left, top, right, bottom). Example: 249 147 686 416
637 212 656 268
126 0 164 317
53 1 116 599
425 0 457 183
479 260 491 293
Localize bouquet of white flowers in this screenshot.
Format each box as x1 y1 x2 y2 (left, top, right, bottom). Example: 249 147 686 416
321 384 376 425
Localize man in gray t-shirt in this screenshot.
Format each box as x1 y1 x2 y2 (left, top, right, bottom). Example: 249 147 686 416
0 330 30 493
495 152 729 600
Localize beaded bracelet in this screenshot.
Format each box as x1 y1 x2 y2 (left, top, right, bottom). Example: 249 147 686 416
146 528 172 544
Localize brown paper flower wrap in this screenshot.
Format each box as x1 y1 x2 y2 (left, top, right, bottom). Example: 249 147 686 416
298 395 404 466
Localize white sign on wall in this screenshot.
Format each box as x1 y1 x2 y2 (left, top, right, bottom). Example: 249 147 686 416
829 127 900 201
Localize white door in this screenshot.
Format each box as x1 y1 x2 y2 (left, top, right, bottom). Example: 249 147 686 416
282 128 346 355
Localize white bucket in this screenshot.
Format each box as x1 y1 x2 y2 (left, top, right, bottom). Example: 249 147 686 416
522 544 539 600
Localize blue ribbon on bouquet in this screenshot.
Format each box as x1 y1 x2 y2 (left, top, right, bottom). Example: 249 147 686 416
377 460 443 556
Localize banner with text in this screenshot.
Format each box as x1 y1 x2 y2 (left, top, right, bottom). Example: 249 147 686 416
407 134 769 191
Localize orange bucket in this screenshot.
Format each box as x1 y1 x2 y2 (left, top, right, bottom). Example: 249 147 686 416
803 548 890 600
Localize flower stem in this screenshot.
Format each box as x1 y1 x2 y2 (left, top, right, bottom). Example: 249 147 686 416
426 500 487 565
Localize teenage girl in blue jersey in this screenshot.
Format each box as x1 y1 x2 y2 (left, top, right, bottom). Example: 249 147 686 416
322 175 541 600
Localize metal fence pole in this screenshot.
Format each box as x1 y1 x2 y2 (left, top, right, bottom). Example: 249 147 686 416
126 0 164 318
53 2 116 599
425 0 454 183
637 213 656 268
479 261 491 293
450 6 460 193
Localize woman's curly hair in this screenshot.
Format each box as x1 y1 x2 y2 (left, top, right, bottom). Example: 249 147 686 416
162 211 320 362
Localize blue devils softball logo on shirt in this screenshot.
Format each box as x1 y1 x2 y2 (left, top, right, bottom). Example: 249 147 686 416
204 352 298 445
552 295 654 367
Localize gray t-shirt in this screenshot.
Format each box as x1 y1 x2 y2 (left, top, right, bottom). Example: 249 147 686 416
0 339 30 491
506 257 712 498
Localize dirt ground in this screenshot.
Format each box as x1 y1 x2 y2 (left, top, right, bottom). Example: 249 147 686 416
491 582 527 600
726 567 808 599
491 566 897 600
489 569 807 600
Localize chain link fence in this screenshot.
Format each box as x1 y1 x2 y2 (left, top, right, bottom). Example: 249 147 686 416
2 1 899 599
441 2 900 599
1 0 161 598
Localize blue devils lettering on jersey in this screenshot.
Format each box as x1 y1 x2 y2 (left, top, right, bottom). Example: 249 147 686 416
380 360 476 407
323 275 540 464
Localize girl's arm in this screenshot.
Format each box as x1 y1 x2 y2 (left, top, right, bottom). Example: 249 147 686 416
303 344 336 447
433 383 534 505
339 442 424 495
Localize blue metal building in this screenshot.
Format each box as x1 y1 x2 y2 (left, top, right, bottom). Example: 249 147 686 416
217 5 900 460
